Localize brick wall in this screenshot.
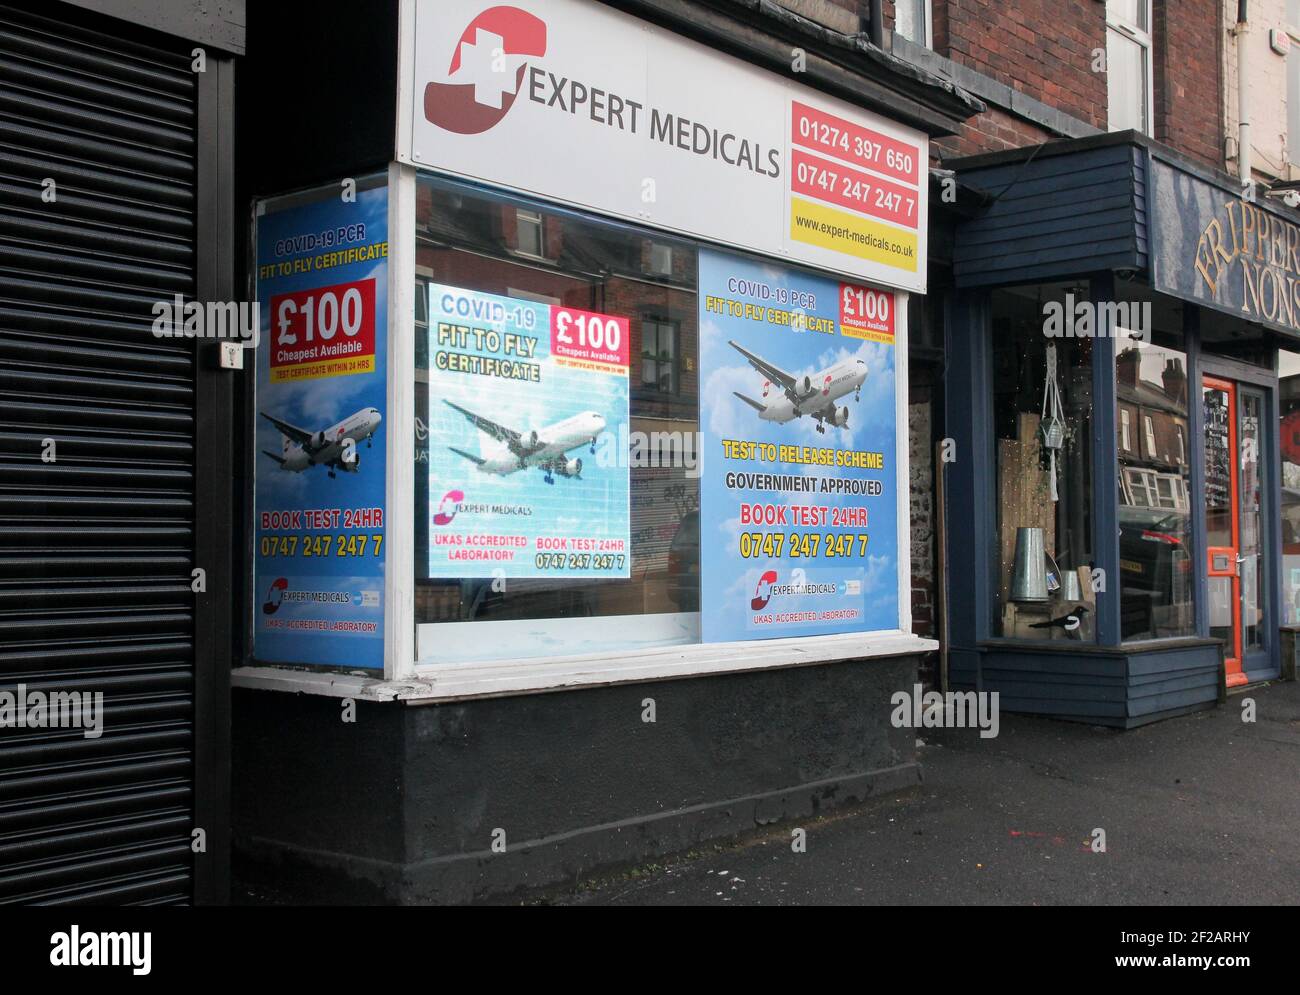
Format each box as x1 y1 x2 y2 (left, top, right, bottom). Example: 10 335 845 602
1153 0 1222 170
908 382 938 689
936 0 1107 132
908 385 935 641
935 104 1053 159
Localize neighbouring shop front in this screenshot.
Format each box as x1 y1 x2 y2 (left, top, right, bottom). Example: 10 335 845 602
231 0 979 903
0 0 240 905
942 132 1293 728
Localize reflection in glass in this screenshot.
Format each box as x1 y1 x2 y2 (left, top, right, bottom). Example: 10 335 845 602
413 175 700 629
1240 392 1264 651
1280 352 1300 622
1117 340 1193 640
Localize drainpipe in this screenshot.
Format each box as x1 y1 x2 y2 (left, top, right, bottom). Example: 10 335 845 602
869 0 884 48
1237 0 1251 185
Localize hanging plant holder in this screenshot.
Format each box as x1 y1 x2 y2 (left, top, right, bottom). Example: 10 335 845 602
1039 343 1068 502
1040 416 1065 450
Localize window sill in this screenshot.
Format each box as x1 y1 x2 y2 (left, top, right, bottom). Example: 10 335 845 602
232 631 938 704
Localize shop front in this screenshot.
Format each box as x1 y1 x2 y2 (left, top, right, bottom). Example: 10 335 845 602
231 0 979 903
943 132 1291 728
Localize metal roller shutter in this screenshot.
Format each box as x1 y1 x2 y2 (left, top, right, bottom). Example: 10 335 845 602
0 2 200 904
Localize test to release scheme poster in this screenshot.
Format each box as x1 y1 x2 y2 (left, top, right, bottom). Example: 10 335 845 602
424 284 631 579
699 248 900 643
252 180 389 670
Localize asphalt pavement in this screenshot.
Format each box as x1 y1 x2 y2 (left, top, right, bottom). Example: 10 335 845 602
550 680 1300 905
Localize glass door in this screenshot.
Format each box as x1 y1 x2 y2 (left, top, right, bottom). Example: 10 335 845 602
1239 388 1266 668
1202 377 1242 685
1201 376 1273 686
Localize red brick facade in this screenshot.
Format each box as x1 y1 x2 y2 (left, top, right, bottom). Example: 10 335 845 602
1151 0 1223 169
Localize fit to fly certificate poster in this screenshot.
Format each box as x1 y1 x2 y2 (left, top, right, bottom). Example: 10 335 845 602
252 181 389 670
424 284 631 579
698 248 900 642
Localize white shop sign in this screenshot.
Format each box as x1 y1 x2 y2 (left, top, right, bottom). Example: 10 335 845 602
403 0 929 291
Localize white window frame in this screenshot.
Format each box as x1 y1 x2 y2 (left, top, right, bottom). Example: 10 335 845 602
1121 408 1132 451
1105 0 1154 136
233 162 934 699
1144 414 1157 457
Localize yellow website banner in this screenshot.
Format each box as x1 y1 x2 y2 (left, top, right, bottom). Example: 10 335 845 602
840 325 896 344
790 197 918 272
270 355 375 383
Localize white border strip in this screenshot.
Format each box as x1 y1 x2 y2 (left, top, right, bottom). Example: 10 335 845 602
385 161 417 680
235 632 938 703
895 290 913 636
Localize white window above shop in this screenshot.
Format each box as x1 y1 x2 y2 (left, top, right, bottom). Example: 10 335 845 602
515 208 545 258
894 0 932 47
1106 0 1152 135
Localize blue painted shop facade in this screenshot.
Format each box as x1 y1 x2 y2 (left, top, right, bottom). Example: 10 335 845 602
938 132 1294 728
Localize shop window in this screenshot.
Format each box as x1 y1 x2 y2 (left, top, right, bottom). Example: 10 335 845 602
991 286 1094 641
640 318 679 394
1117 335 1194 641
1280 350 1300 622
1106 0 1152 135
894 0 932 47
414 175 701 659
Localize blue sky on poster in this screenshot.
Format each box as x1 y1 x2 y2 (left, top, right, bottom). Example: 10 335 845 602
424 284 630 578
698 248 900 639
255 190 388 508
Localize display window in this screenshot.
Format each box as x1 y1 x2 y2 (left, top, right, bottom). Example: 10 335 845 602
413 175 701 660
411 175 911 664
990 285 1095 641
1117 334 1194 641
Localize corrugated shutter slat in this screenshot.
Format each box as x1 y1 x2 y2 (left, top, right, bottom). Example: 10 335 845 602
0 2 198 905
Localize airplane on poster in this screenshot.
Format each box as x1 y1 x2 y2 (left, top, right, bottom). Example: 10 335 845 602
444 400 604 485
729 340 868 434
260 406 383 478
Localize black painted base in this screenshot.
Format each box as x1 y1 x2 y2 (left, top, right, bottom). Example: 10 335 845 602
232 654 922 904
